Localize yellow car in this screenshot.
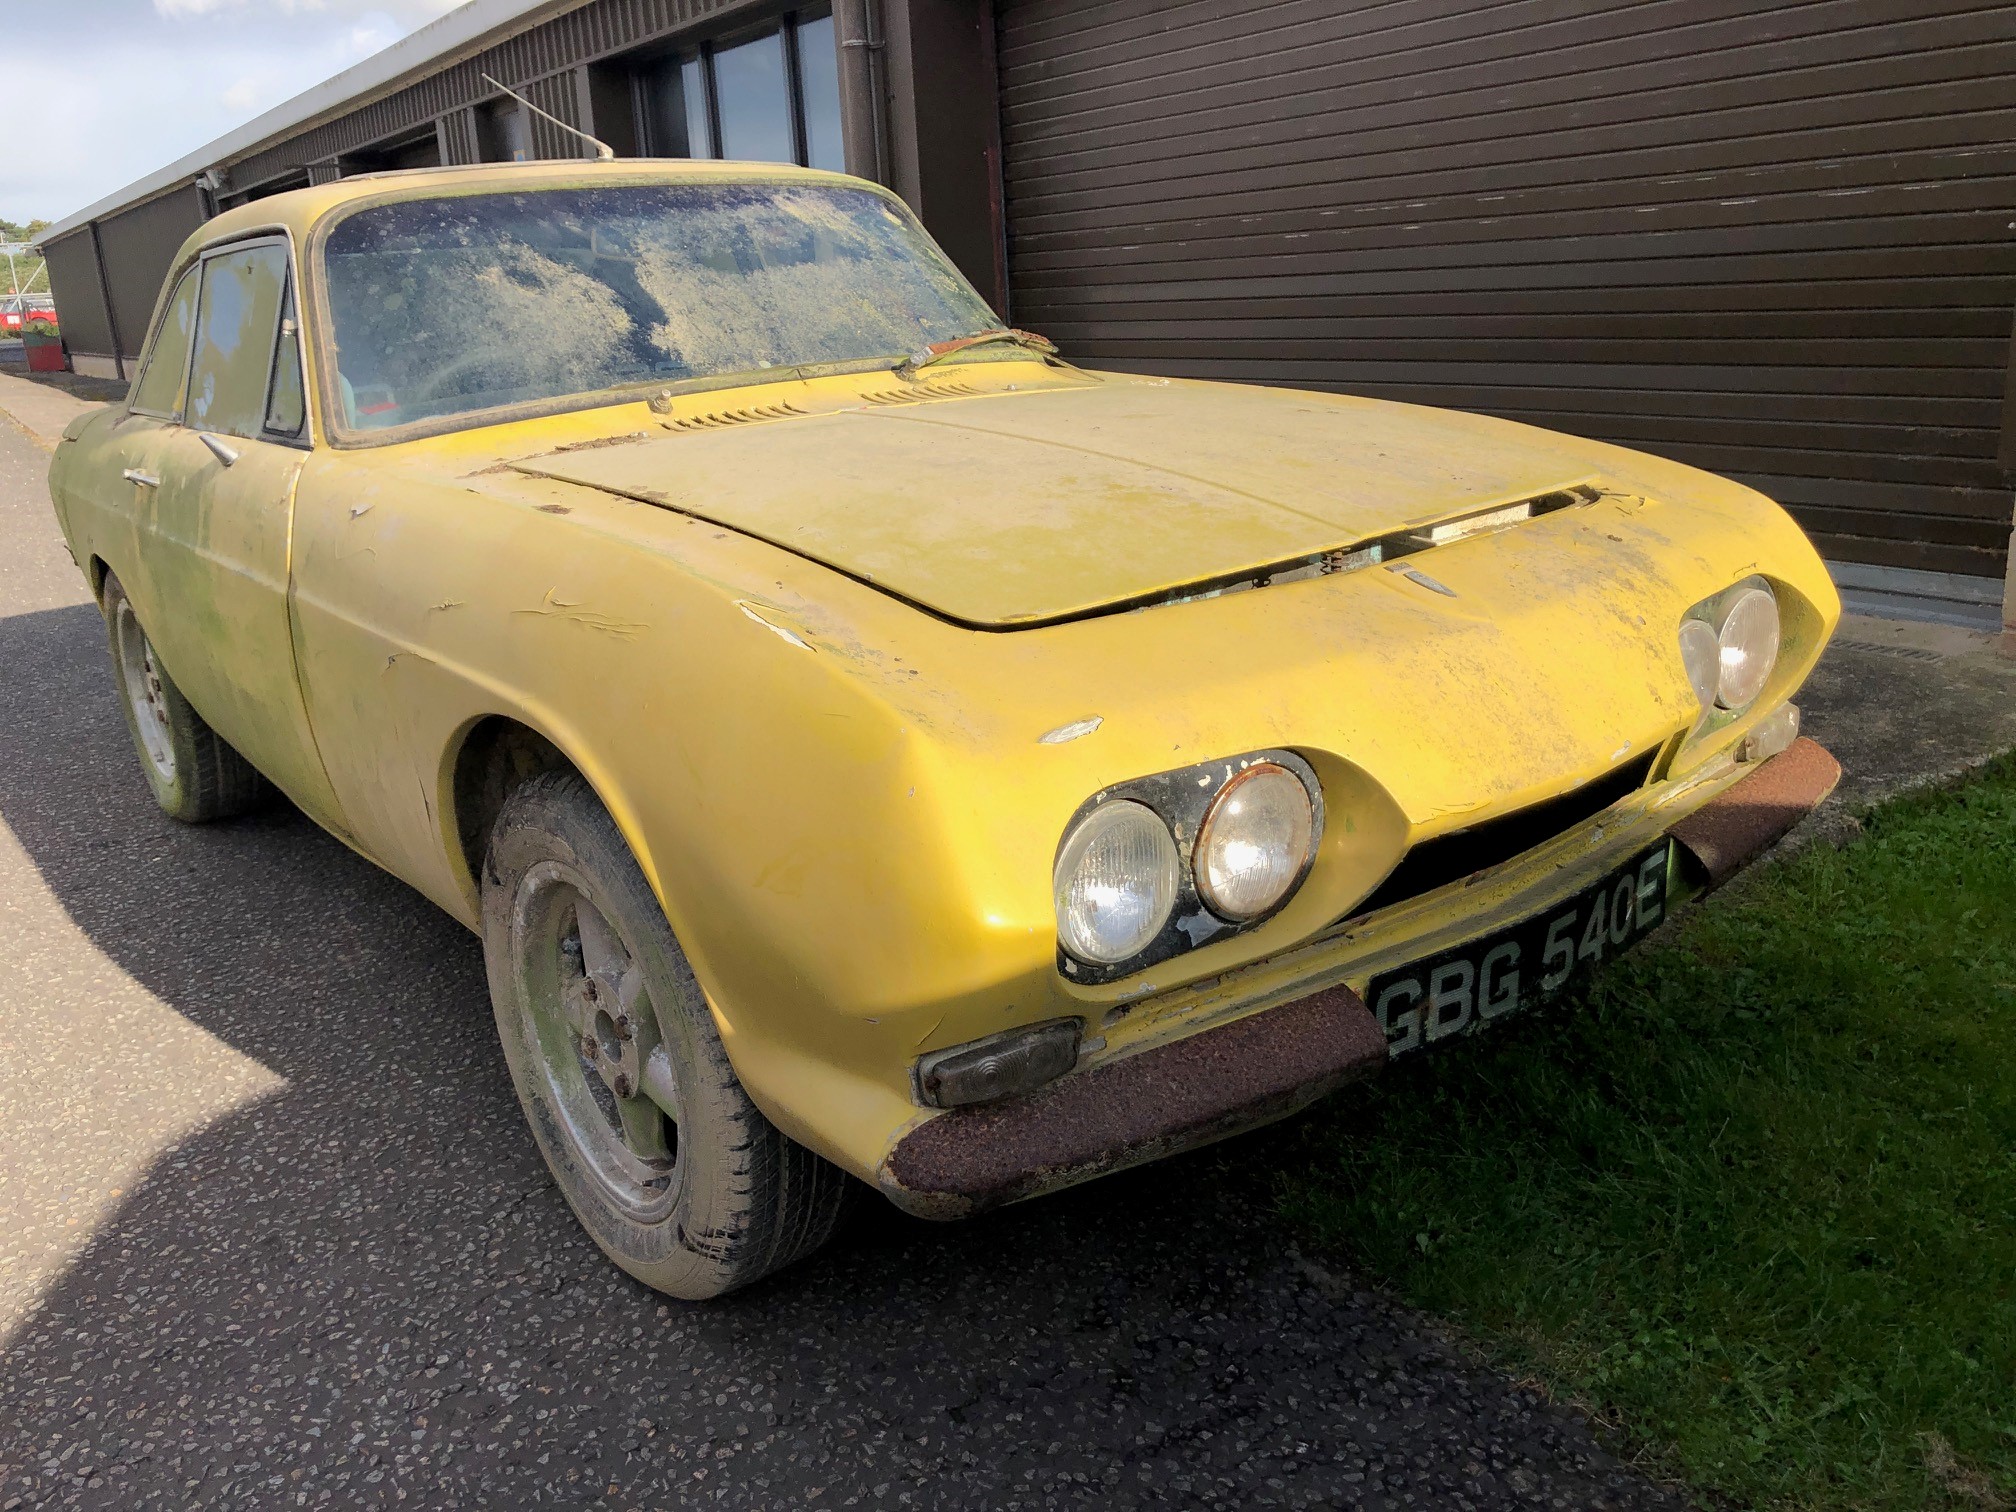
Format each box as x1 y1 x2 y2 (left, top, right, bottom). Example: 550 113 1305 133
48 160 1841 1299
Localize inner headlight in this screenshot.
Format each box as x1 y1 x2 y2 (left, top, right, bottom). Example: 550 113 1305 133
1678 618 1720 715
1053 800 1180 965
1716 584 1780 709
1194 762 1316 920
1678 577 1782 723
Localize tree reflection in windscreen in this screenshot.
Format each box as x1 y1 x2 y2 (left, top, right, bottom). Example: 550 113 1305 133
320 183 999 431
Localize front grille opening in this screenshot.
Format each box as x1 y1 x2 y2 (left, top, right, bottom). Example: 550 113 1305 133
1348 750 1658 921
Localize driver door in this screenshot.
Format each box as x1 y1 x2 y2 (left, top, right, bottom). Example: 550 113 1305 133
139 238 344 829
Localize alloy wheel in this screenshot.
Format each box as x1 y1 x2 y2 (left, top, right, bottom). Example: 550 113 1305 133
518 866 682 1222
113 598 176 783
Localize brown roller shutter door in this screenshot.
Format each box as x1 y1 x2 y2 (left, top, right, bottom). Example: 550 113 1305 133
997 0 2016 581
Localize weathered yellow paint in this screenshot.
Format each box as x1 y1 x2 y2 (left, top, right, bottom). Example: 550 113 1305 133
47 162 1840 1193
514 375 1607 626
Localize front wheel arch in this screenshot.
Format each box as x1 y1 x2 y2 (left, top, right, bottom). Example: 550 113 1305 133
440 713 737 1085
448 714 578 900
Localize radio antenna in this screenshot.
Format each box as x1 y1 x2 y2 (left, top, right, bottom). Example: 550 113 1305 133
481 73 617 161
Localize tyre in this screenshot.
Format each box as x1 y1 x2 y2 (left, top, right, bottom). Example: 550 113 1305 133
101 571 267 823
481 771 853 1299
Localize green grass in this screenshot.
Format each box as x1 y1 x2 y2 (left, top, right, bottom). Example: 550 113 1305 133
1279 756 2016 1510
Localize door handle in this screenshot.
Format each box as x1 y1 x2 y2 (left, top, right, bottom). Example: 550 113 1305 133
198 433 240 467
122 468 160 488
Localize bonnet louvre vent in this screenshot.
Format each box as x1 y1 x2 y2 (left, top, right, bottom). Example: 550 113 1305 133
857 380 986 406
663 401 807 432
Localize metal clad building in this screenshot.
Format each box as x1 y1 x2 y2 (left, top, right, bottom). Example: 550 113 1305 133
37 0 2016 627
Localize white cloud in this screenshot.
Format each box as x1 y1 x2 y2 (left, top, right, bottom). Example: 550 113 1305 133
220 73 277 115
348 19 399 55
4 0 468 223
154 0 320 16
153 0 464 18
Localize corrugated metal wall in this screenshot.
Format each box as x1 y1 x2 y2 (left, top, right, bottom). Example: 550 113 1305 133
40 185 208 372
97 186 209 357
51 0 778 368
41 232 116 364
997 0 2016 581
225 0 766 189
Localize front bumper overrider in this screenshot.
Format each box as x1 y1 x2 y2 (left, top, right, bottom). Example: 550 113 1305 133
878 737 1842 1219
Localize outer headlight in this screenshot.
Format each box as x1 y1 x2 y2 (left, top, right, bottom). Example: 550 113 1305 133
1194 762 1316 920
1052 800 1181 965
1716 584 1780 710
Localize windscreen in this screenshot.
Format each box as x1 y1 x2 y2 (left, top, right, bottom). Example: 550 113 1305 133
319 182 1001 432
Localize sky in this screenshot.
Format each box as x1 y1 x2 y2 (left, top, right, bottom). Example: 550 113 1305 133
6 0 469 227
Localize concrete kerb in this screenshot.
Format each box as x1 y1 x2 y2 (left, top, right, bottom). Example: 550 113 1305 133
0 370 103 450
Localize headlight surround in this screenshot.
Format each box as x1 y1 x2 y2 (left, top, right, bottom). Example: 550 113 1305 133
1676 576 1784 747
1194 762 1317 921
1052 799 1181 965
1715 585 1781 710
1053 750 1325 981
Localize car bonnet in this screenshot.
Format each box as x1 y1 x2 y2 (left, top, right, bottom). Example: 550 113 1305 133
507 372 1608 628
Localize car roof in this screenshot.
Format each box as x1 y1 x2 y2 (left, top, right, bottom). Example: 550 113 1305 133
179 158 874 260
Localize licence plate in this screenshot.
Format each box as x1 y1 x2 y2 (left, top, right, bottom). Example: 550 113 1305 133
1367 841 1674 1057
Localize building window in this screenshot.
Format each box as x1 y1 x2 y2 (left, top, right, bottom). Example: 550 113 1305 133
796 11 844 173
636 6 844 172
714 30 793 163
340 125 444 175
477 97 533 163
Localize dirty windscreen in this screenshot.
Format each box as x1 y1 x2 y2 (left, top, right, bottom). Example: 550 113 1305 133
319 183 1001 432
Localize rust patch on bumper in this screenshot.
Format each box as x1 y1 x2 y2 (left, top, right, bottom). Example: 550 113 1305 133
1670 736 1841 883
880 986 1387 1219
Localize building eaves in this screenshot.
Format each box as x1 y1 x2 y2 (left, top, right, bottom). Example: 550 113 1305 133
35 0 586 249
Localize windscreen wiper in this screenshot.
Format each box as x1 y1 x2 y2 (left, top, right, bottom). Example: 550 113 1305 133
896 327 1057 376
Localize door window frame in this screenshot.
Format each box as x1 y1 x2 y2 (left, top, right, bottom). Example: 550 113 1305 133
127 263 203 423
176 231 315 452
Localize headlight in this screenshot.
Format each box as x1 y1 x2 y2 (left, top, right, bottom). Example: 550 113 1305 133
1678 577 1782 723
1053 800 1180 964
1678 618 1720 714
1716 584 1780 710
1194 762 1316 920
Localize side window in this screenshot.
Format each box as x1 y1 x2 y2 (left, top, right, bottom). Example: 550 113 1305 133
187 243 289 440
129 267 200 419
264 276 305 439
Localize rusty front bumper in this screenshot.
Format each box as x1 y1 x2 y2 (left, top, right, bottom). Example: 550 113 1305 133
878 736 1842 1220
1671 736 1841 882
880 987 1387 1218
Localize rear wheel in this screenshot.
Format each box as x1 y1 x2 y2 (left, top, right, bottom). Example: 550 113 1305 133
101 571 266 823
481 771 852 1299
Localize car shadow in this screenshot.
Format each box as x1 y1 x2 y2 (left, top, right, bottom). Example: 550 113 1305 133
0 600 1680 1509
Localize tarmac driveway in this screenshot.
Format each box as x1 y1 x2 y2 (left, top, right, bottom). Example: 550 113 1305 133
0 411 1692 1510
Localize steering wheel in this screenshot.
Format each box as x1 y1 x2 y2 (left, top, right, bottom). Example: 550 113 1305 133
410 344 524 403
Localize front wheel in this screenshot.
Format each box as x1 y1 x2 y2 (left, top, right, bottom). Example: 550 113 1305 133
480 771 852 1299
101 571 266 823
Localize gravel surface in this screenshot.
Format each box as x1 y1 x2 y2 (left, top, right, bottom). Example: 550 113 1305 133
0 414 1686 1509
